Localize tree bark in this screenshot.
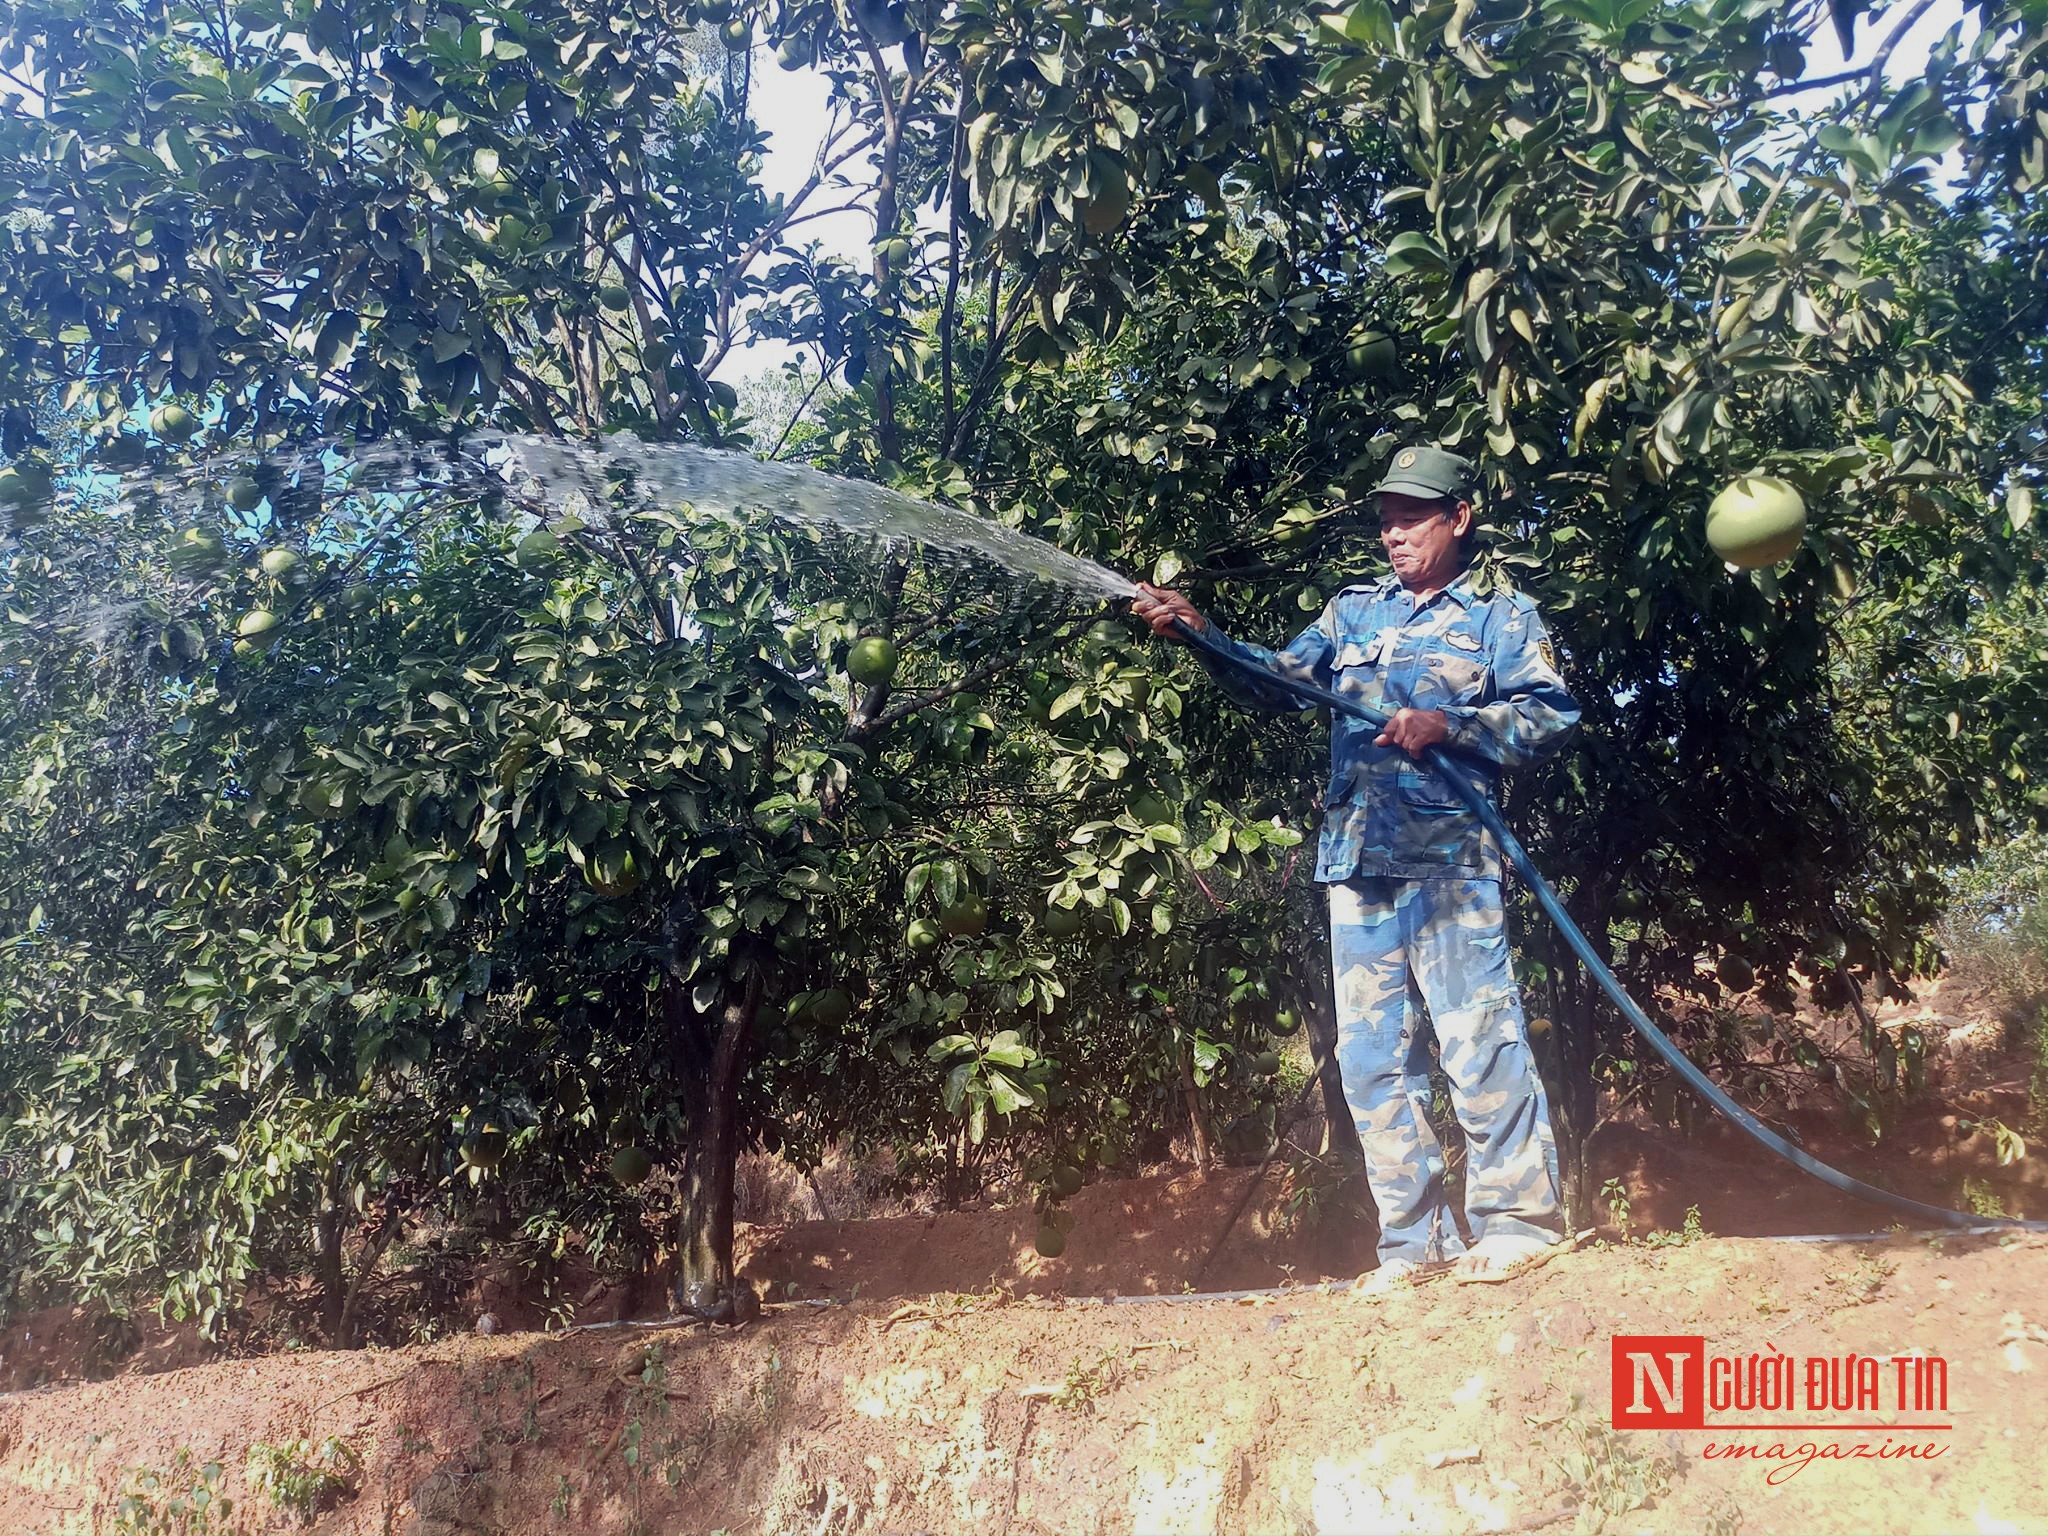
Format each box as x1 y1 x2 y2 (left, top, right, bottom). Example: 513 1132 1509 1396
668 948 764 1314
313 1194 346 1343
1179 1039 1215 1172
1547 939 1601 1228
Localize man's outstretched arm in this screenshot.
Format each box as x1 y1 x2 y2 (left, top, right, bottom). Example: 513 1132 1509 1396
1131 582 1336 714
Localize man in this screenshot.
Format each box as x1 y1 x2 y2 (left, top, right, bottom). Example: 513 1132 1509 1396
1131 445 1578 1282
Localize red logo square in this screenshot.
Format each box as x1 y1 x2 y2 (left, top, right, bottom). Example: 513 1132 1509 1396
1610 1334 1705 1429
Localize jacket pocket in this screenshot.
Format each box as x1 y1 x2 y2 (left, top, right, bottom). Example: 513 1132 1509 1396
1396 764 1464 809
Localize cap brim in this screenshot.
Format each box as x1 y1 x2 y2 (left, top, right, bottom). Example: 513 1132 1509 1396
1371 477 1455 499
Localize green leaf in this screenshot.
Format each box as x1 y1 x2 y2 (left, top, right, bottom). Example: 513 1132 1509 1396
1382 231 1448 277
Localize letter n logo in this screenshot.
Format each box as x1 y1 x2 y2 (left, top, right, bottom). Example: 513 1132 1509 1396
1609 1334 1704 1429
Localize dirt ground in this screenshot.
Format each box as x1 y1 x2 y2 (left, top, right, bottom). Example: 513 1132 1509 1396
3 1222 2045 1535
3 972 2045 1534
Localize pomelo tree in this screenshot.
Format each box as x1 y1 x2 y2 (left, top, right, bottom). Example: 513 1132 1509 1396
4 0 2047 1339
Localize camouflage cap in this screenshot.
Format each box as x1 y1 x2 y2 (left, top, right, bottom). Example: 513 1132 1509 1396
1371 445 1476 502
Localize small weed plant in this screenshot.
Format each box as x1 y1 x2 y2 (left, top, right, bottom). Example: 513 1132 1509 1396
1543 1390 1676 1532
1642 1204 1706 1249
245 1435 360 1524
111 1451 233 1536
1050 1349 1125 1412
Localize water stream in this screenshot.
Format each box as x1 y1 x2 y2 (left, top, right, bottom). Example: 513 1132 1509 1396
6 432 1140 619
488 432 1140 604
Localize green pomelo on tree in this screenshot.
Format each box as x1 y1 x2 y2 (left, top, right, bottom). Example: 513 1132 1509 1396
1266 1005 1300 1037
847 635 899 687
259 548 299 578
1717 954 1756 993
462 1127 507 1169
1706 475 1807 568
237 609 279 638
151 403 199 441
599 282 632 311
1049 1163 1083 1198
96 434 149 469
515 528 563 568
1345 327 1398 380
905 917 942 952
0 459 54 508
939 892 988 936
611 1146 654 1185
226 475 264 512
586 845 643 899
1041 903 1084 939
1033 1224 1067 1258
806 988 854 1028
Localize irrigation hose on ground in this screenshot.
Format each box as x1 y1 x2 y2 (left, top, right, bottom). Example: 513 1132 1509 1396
1165 617 2047 1234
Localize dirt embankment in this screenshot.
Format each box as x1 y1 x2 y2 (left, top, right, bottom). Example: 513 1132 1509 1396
4 1216 2046 1536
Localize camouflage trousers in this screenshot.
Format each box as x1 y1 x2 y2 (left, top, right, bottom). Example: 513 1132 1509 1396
1328 876 1563 1264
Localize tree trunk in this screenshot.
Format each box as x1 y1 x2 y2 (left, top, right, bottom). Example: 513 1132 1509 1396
313 1196 346 1343
1179 1039 1215 1172
668 950 763 1315
1548 945 1601 1227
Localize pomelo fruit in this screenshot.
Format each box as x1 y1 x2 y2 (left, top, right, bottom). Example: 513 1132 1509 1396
259 548 299 578
610 1146 654 1185
1049 1163 1084 1198
1266 1005 1300 1037
806 988 854 1028
0 459 54 509
1033 1225 1066 1258
586 846 643 899
515 528 562 568
151 403 199 442
1345 327 1398 380
1716 954 1756 993
599 282 632 311
226 474 264 512
847 635 899 687
97 434 149 469
1250 1049 1281 1075
462 1126 507 1169
1706 474 1806 568
237 608 279 638
721 16 749 48
1041 903 1084 939
938 892 988 937
905 917 942 953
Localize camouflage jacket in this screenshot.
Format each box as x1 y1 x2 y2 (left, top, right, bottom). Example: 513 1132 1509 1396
1198 569 1579 882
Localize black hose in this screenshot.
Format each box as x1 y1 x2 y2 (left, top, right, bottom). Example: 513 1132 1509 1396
1166 617 2046 1232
